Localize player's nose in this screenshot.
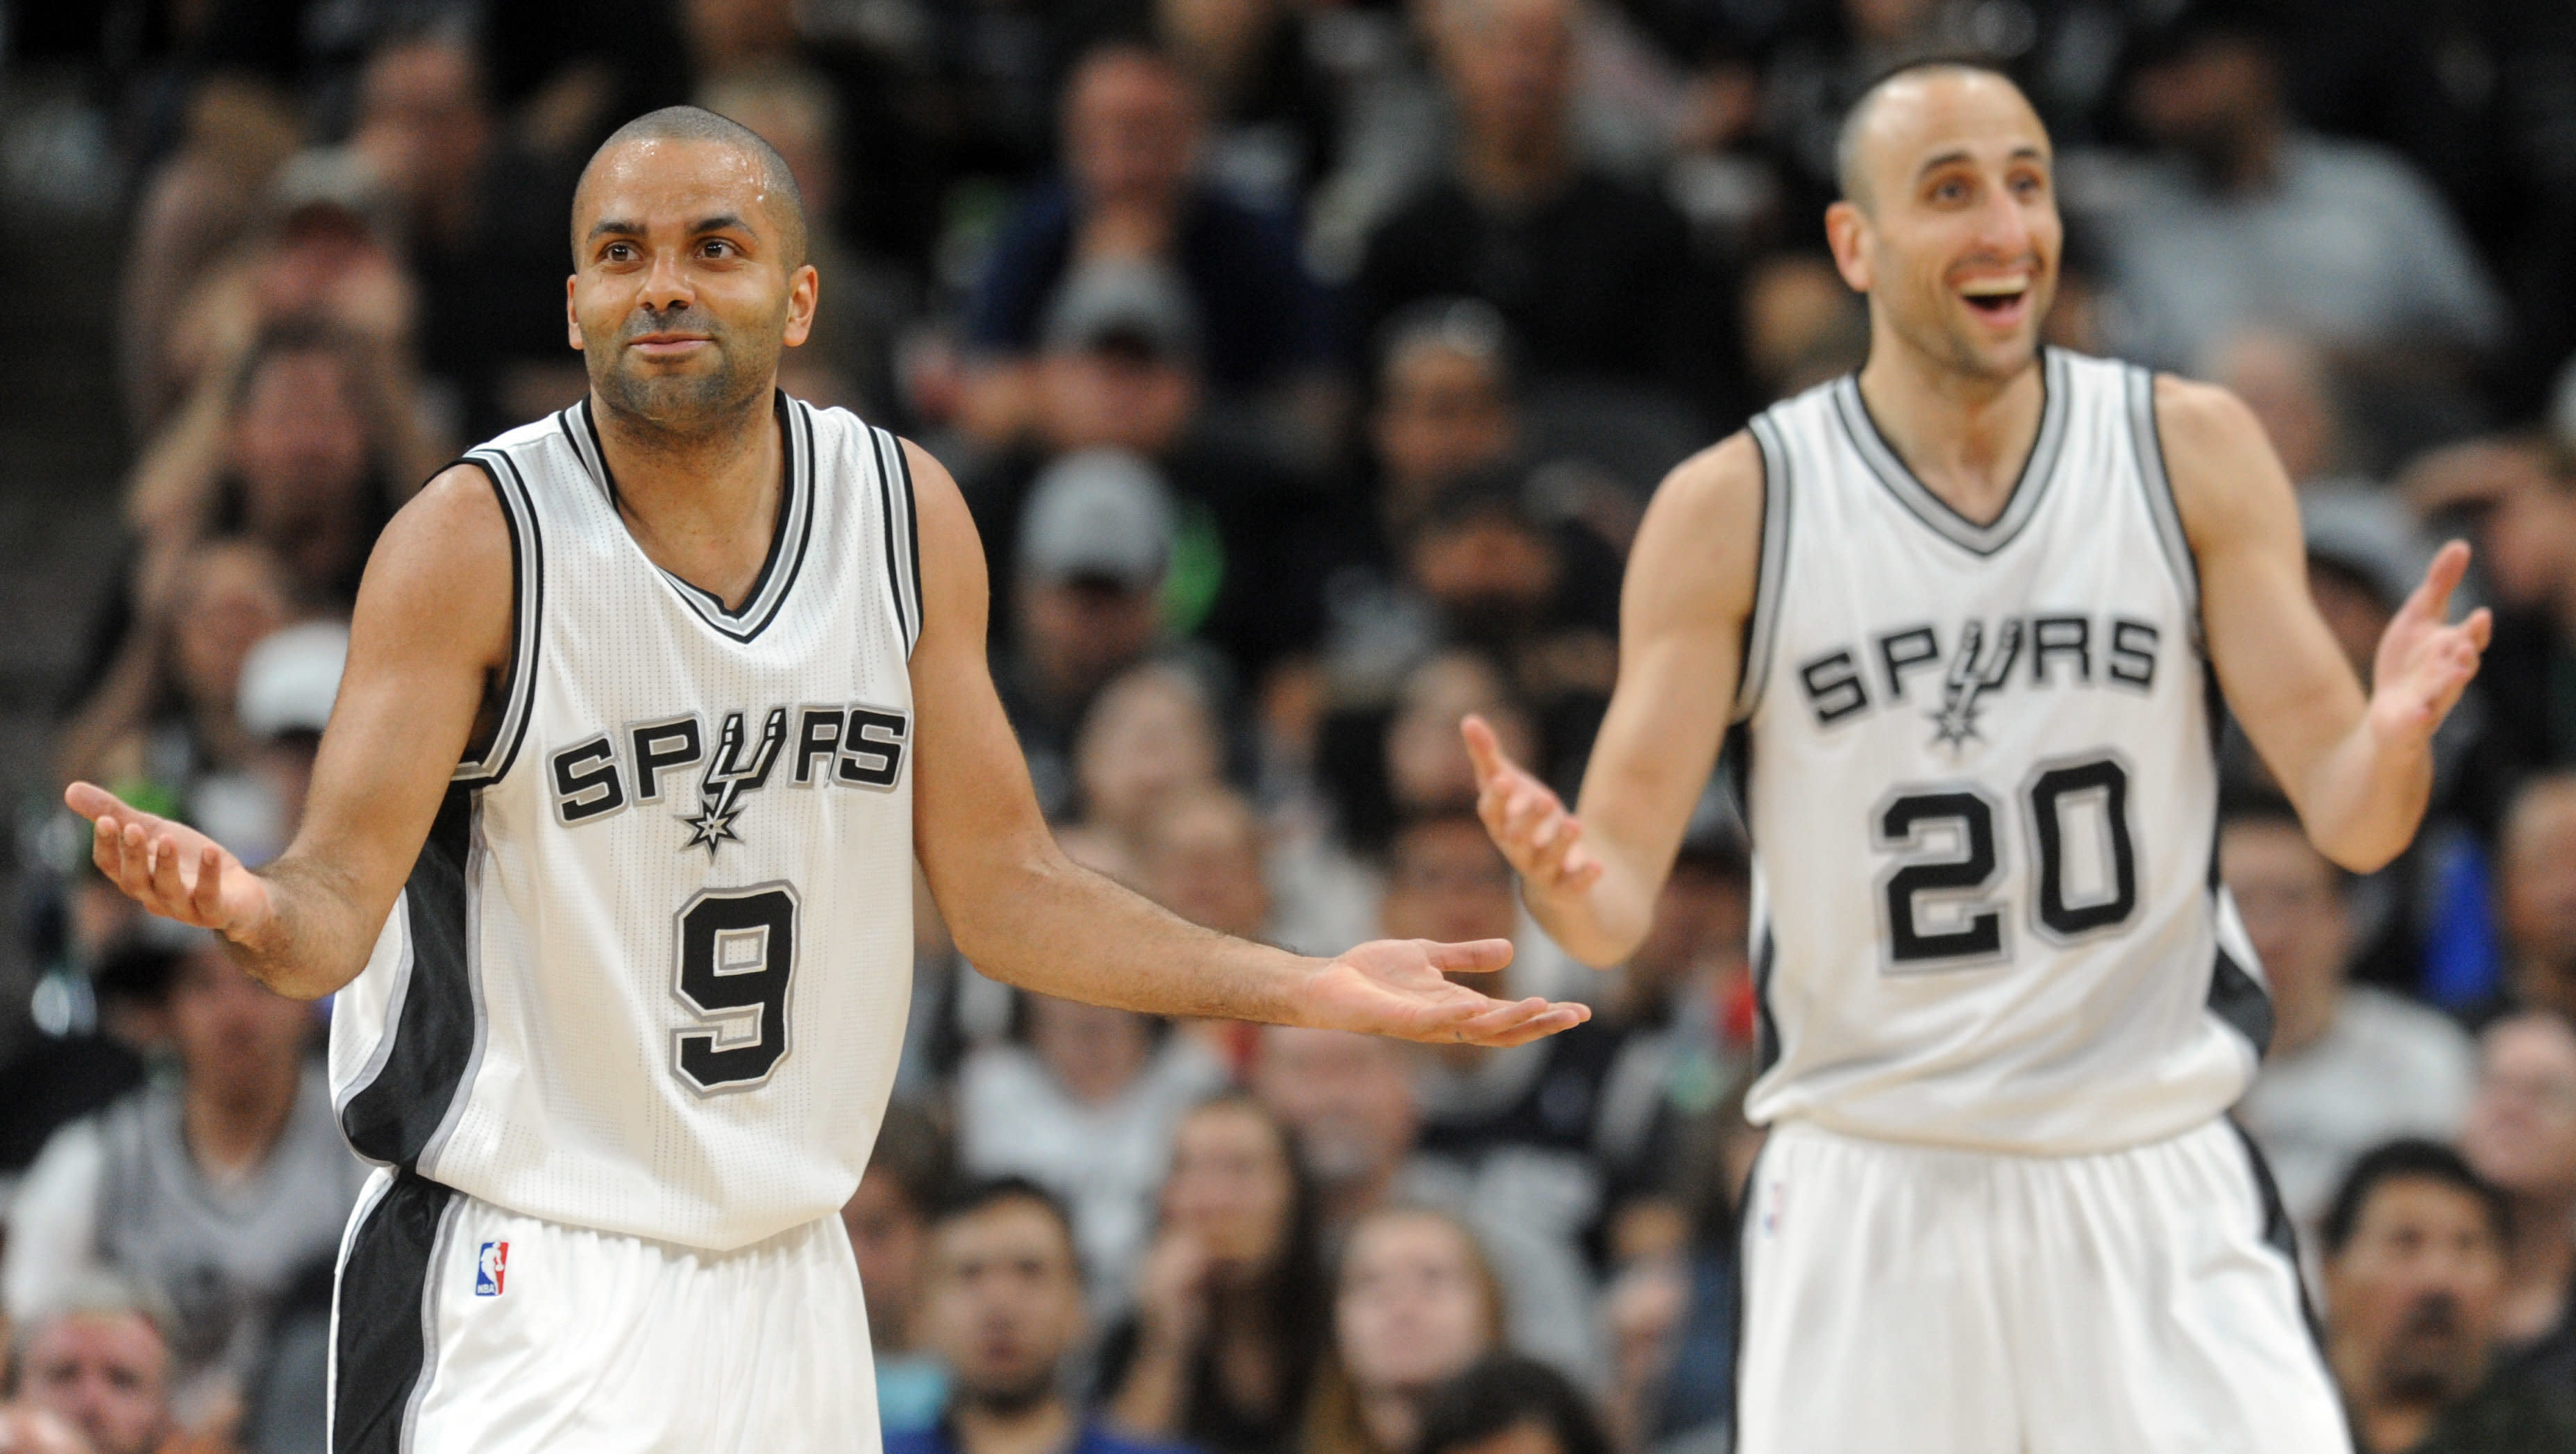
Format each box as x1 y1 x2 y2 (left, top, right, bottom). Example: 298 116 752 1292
638 247 695 310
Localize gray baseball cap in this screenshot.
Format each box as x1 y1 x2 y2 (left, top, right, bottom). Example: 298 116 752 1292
238 621 350 737
1018 449 1177 587
1041 258 1201 362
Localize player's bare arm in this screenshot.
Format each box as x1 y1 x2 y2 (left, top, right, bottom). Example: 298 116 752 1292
64 463 514 998
2162 374 2491 872
902 440 1588 1045
1464 432 1762 967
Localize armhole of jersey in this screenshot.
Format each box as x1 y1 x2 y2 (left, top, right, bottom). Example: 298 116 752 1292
450 452 544 788
2125 366 2203 645
1734 415 1792 722
869 424 925 658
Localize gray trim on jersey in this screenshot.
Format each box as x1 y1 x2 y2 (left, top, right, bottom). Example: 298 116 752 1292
1735 415 1794 722
869 424 923 656
2124 364 2203 630
1829 347 2072 557
450 453 543 787
562 396 820 644
332 892 416 1130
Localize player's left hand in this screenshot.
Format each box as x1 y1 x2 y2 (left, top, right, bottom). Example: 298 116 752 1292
1297 936 1590 1047
2367 540 2492 749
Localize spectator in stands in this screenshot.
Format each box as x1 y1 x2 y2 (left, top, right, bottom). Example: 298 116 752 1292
1413 1354 1610 1454
1137 786 1273 946
844 1103 952 1435
2495 777 2576 1022
2321 1141 2576 1453
55 537 291 794
2228 802 2477 1230
1368 300 1520 540
1355 0 1741 428
2457 1013 2576 1371
1156 0 1339 217
3 935 362 1425
12 1273 178 1454
963 44 1331 410
2208 329 2357 489
1074 665 1228 848
1252 1026 1602 1382
993 449 1180 819
350 32 595 435
2094 6 2503 381
891 1178 1190 1454
1304 1206 1506 1454
2466 450 2576 787
955 992 1227 1315
1097 1094 1329 1454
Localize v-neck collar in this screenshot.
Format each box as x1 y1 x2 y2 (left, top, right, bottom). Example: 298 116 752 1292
1831 348 2070 557
559 392 818 643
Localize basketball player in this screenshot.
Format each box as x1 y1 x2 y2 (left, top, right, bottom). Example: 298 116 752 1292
65 109 1585 1452
1465 64 2489 1452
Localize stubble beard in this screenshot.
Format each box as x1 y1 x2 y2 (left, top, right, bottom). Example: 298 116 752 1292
589 308 780 441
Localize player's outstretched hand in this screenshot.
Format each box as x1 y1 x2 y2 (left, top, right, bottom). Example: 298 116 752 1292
64 781 276 946
1463 713 1603 896
1300 936 1590 1047
2368 540 2493 748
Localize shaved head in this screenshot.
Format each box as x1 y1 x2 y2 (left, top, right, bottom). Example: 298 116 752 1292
1835 61 2030 211
575 106 808 268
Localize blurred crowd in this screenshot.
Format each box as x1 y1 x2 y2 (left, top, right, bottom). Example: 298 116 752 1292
8 0 2576 1450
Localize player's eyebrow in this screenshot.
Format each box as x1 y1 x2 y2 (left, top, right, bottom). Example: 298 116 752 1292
691 214 757 240
1912 144 2047 185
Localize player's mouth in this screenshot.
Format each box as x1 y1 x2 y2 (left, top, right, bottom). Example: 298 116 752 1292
1955 273 2032 328
628 331 714 358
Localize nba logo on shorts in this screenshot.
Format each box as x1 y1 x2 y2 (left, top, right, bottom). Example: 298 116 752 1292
475 1242 509 1296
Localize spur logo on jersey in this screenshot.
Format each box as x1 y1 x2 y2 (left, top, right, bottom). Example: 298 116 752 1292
1796 612 2162 749
475 1241 508 1296
546 702 910 853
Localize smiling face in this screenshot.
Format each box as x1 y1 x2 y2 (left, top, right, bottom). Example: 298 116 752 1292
1826 68 2060 384
566 135 817 431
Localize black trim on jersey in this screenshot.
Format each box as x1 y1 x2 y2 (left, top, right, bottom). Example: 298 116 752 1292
2125 365 2204 638
1831 347 2071 558
330 1170 458 1454
870 424 924 655
2230 1121 2330 1354
1751 924 1781 1078
1735 417 1792 722
2207 944 2275 1056
571 394 818 643
339 786 482 1168
451 453 544 789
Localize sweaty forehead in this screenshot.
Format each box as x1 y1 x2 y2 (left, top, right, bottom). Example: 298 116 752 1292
572 137 782 239
1853 73 2050 192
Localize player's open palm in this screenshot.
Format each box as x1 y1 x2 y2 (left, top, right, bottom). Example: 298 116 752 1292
2368 540 2493 748
1302 935 1588 1047
64 781 276 945
1462 714 1603 895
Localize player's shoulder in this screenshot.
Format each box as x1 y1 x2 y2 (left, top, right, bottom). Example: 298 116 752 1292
1653 430 1764 522
2148 372 2266 455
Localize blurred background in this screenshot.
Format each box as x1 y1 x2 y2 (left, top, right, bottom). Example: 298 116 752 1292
2 0 2576 1451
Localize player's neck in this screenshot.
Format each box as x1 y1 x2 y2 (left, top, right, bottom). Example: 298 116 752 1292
589 386 786 610
1854 346 2046 528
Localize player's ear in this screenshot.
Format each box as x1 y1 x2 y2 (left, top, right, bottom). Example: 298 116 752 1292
1824 201 1872 293
782 263 820 349
565 274 584 352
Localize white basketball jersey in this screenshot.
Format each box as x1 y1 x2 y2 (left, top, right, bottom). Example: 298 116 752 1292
329 394 921 1251
1733 349 2266 1155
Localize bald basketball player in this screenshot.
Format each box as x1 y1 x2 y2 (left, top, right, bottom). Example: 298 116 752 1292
65 108 1584 1453
1466 63 2486 1452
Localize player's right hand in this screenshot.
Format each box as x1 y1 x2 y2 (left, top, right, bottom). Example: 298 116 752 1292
65 781 276 946
1463 714 1603 896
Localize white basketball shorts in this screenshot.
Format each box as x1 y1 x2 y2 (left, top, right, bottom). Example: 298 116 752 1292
327 1168 876 1453
1734 1117 2351 1454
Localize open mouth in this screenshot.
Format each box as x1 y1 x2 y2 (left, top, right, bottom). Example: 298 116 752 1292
1955 274 2032 327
